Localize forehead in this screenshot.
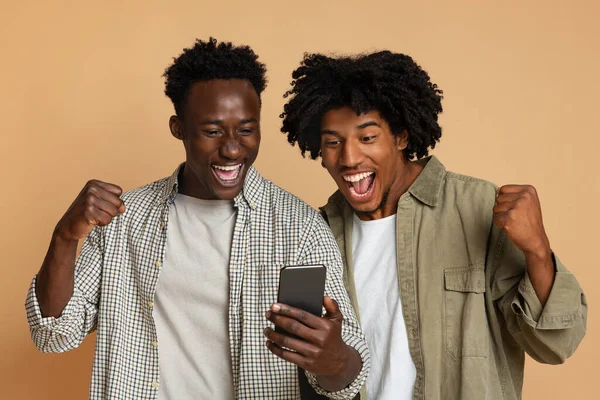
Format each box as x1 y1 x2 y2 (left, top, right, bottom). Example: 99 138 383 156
184 79 260 120
321 107 386 130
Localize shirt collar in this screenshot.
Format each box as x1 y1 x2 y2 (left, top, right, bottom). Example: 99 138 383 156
406 155 446 207
156 163 263 210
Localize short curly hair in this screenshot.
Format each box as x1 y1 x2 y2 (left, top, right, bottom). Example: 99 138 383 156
163 37 267 117
280 51 443 160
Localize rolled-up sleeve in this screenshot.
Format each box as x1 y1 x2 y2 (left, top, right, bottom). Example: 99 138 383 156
25 227 104 353
298 213 370 399
491 227 587 365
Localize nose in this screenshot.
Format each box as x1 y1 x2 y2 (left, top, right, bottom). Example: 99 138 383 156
220 137 242 160
339 140 364 168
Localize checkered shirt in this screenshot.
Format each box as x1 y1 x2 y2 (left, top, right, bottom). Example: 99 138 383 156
25 165 370 399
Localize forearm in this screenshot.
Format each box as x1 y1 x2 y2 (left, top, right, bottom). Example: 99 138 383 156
36 232 79 317
316 345 362 392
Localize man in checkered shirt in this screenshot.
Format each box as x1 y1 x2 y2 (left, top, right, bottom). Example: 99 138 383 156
25 38 369 399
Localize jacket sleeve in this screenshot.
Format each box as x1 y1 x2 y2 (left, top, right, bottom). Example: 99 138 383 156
25 226 104 353
489 224 587 364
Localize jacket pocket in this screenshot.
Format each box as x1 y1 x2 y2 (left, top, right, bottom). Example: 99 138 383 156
444 267 488 359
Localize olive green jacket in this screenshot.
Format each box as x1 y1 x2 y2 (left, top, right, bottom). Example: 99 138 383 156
320 156 587 400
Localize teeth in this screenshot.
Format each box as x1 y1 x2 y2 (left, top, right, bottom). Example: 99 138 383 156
343 172 374 183
213 164 241 171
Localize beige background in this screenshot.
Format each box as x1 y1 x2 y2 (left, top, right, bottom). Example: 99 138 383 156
1 0 598 398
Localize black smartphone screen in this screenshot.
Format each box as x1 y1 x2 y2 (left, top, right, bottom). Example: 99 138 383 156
276 265 326 334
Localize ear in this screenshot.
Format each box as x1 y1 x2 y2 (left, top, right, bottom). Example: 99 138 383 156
169 115 184 140
396 130 409 151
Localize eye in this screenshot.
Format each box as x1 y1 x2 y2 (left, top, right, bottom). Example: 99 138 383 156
204 130 221 137
361 135 377 143
324 139 341 146
239 128 254 136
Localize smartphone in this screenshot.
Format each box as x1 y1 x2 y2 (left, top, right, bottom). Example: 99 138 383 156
275 265 327 335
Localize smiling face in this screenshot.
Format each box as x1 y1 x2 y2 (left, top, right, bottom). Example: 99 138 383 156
320 107 420 220
170 79 261 200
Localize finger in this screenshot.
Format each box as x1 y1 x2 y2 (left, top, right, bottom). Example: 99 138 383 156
493 211 512 231
323 296 343 321
265 311 319 342
90 180 123 196
263 327 319 357
84 205 115 227
89 186 125 213
89 194 121 217
495 192 521 204
498 184 526 194
270 303 324 329
492 201 514 214
265 341 309 369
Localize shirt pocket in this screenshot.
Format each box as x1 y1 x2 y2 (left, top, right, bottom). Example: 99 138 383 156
443 266 488 359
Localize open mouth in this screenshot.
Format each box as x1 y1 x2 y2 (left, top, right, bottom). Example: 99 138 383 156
343 171 375 200
212 163 244 187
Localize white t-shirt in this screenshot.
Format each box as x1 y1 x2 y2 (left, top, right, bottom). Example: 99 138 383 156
153 194 236 400
352 213 416 400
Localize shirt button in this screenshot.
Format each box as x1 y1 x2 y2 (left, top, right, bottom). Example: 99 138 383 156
250 201 256 208
147 301 154 308
152 341 159 348
151 381 159 389
155 260 162 268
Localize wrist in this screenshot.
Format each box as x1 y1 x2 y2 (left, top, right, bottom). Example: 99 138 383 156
316 345 361 391
51 229 80 250
524 245 552 265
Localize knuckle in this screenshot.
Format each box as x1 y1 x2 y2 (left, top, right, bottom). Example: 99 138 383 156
287 321 300 335
85 193 97 205
308 347 320 359
315 335 327 348
83 209 96 224
297 310 308 323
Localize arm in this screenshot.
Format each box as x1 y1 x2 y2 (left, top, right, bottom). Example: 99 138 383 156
490 185 587 364
264 213 369 399
26 180 124 352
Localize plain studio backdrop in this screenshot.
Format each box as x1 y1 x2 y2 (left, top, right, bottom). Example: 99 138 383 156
1 1 598 398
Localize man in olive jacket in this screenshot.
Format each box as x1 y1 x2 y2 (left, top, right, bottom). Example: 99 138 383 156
279 50 587 400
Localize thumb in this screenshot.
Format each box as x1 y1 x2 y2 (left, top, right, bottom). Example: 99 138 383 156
323 296 342 321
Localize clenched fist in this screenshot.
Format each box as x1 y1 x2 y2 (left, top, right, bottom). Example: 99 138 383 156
492 184 550 258
55 180 126 242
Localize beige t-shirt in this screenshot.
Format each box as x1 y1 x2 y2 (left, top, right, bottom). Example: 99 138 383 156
154 194 236 400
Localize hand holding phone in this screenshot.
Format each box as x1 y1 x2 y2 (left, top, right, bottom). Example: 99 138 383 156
264 265 362 388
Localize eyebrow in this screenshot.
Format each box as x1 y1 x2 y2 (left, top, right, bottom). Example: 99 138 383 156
357 121 381 129
321 120 381 135
200 117 258 125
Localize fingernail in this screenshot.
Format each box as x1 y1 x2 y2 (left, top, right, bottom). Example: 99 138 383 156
263 327 269 336
265 311 271 319
271 304 281 312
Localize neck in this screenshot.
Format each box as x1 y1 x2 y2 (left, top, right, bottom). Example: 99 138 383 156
356 159 423 221
178 163 212 199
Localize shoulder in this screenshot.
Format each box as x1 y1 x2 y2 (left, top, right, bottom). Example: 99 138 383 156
444 171 498 199
121 176 169 208
259 175 322 223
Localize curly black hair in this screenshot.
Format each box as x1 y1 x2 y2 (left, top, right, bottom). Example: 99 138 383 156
163 37 267 117
280 51 443 160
